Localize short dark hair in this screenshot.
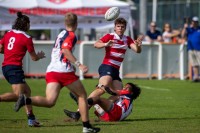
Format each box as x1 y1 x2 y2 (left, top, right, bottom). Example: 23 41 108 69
114 17 127 27
12 12 30 32
127 82 141 100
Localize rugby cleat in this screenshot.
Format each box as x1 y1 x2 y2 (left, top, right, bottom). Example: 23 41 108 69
83 127 101 133
14 94 26 112
28 115 41 127
64 109 80 121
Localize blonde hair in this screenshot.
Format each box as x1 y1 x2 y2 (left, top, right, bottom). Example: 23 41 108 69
64 13 77 28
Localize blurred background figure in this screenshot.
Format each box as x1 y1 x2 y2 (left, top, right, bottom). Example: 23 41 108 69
162 23 180 44
181 16 200 82
145 21 162 43
40 32 49 40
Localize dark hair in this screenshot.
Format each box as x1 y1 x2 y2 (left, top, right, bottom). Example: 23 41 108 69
12 12 30 32
114 17 127 27
127 82 141 100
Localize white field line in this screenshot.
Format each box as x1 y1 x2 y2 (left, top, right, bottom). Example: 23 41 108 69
139 85 170 91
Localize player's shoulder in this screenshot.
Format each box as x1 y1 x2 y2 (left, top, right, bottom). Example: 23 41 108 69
9 30 32 39
58 30 76 39
104 33 114 37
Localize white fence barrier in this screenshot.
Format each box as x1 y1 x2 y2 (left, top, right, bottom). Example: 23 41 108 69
0 41 188 80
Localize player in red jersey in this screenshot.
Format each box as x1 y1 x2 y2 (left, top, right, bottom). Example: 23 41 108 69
0 12 45 127
14 12 100 133
88 17 143 99
64 17 143 121
64 82 141 122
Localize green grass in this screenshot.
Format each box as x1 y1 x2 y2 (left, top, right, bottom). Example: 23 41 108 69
0 79 200 133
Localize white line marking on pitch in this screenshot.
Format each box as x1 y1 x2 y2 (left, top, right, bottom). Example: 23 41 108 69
139 85 170 91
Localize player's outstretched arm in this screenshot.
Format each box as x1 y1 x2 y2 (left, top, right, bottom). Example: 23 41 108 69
29 50 46 61
130 35 144 53
0 44 4 54
94 40 114 49
62 48 88 73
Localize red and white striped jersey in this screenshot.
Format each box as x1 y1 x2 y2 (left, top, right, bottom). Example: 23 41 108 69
100 32 135 69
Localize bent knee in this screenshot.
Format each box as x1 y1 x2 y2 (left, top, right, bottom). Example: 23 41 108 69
46 101 56 108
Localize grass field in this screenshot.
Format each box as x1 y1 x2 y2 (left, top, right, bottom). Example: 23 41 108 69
0 79 200 133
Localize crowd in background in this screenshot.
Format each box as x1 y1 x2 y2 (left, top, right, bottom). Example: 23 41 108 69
144 16 199 45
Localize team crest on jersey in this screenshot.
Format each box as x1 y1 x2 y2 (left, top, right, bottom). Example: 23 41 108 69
48 0 67 4
63 43 68 47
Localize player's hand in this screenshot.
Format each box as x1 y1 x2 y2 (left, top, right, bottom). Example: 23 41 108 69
37 51 46 59
134 35 144 46
104 40 114 47
79 64 88 73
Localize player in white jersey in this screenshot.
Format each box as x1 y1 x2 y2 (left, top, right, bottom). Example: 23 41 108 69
64 83 141 122
88 17 143 100
15 12 100 133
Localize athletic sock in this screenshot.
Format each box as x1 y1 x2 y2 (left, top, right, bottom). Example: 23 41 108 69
27 110 34 117
26 97 32 105
87 98 94 106
83 121 92 128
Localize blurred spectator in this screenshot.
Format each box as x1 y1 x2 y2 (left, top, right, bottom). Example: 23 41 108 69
162 23 180 43
40 32 49 40
145 21 162 43
181 16 200 82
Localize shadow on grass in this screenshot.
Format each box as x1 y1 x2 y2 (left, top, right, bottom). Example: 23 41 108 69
123 116 200 122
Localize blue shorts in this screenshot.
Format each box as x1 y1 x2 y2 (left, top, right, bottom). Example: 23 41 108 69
2 65 26 84
98 64 122 81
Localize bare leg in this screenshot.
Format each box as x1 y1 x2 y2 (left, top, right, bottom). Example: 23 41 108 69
67 80 89 122
92 96 113 112
88 76 113 98
30 83 61 108
193 66 199 80
0 93 18 102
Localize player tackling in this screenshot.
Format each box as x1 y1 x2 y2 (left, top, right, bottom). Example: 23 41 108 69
64 17 143 121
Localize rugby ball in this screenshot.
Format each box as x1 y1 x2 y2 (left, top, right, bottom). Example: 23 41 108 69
105 7 120 21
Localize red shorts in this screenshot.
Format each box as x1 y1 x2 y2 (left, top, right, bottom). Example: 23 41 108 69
97 104 122 122
46 72 79 87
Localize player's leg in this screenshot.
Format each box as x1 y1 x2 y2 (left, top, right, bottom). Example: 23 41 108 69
67 79 100 133
89 96 113 112
88 75 112 98
112 80 123 91
30 82 61 107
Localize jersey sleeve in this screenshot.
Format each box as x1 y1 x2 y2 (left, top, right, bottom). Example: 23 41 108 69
26 37 35 53
118 90 132 95
127 36 135 49
100 34 112 43
61 33 76 51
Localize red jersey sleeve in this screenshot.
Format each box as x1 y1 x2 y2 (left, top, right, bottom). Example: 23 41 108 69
127 36 135 49
61 32 75 51
100 34 112 43
118 90 132 95
26 37 35 53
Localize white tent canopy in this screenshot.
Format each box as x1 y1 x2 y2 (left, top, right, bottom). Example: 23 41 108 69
0 0 132 30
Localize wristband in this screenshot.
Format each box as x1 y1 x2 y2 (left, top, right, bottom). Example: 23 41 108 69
74 60 81 67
